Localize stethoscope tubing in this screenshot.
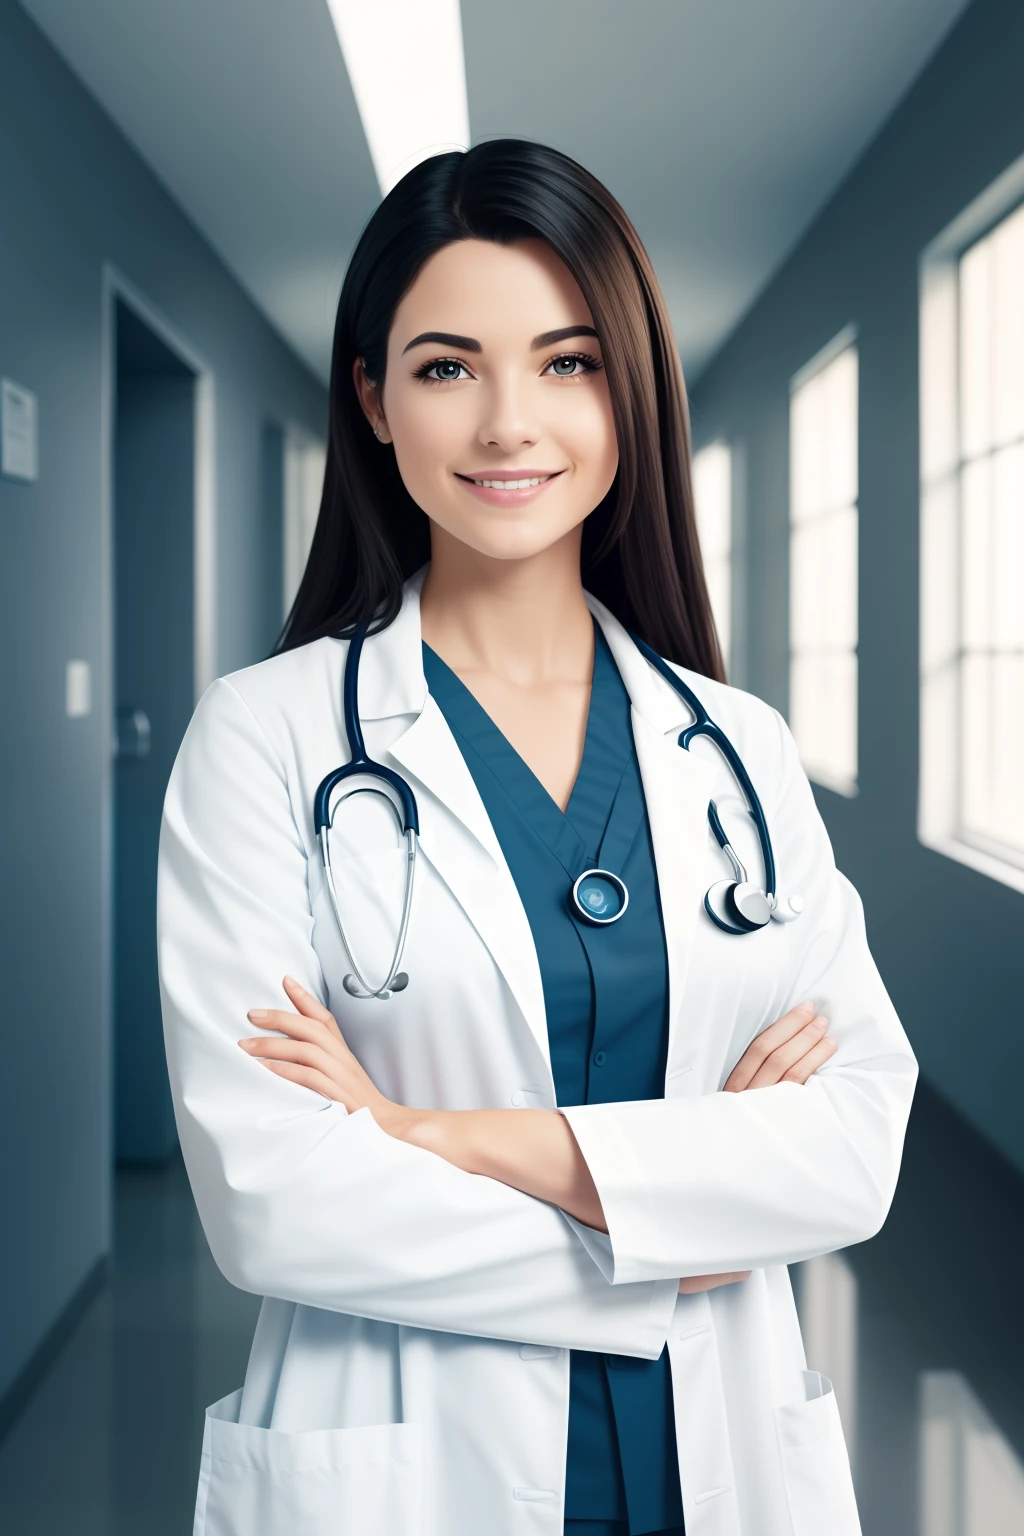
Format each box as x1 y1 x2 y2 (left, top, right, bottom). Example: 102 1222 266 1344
315 623 782 998
629 636 777 902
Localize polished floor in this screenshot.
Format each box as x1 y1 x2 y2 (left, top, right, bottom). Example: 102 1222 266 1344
0 1081 1021 1535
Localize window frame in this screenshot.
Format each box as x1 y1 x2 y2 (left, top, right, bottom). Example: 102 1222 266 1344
919 151 1024 895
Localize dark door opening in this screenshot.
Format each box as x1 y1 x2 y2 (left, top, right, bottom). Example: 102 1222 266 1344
113 299 196 1165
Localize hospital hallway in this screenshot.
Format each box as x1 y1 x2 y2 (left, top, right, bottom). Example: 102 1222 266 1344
0 1079 1020 1534
4 0 1024 1532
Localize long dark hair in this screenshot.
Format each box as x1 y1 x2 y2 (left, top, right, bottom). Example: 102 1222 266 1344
279 139 724 681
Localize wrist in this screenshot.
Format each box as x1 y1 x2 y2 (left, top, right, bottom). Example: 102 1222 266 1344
375 1101 446 1151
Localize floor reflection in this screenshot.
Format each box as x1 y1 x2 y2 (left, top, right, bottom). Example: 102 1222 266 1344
0 1159 260 1536
0 1082 1021 1534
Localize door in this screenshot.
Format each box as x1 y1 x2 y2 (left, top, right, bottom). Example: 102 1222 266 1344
113 299 196 1163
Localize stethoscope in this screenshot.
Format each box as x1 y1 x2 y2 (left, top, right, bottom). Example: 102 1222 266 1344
315 625 803 1000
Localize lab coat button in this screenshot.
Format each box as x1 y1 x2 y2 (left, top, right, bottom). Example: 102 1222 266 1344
592 1049 607 1067
511 1089 525 1106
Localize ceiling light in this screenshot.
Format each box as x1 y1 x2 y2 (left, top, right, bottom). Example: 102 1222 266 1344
326 0 470 196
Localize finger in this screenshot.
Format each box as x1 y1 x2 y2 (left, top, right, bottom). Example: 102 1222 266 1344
723 1001 817 1092
258 1059 346 1103
282 975 338 1029
239 1037 343 1078
781 1035 838 1085
245 1008 346 1055
745 1016 829 1090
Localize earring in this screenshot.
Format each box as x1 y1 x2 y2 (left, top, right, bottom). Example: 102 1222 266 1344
373 422 383 441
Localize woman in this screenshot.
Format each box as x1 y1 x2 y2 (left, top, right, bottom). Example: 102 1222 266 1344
158 140 916 1536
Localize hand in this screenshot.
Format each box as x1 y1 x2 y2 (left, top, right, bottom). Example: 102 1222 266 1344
722 1000 836 1093
240 976 409 1132
677 1002 836 1294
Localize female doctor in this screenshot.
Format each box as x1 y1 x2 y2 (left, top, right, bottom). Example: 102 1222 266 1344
158 139 917 1536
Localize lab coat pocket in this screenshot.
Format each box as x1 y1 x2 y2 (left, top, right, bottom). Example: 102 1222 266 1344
195 1390 423 1536
774 1371 860 1536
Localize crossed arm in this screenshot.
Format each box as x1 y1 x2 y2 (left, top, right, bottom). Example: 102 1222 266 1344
240 978 837 1294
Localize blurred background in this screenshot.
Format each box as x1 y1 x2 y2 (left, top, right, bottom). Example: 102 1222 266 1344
1 1 1022 1531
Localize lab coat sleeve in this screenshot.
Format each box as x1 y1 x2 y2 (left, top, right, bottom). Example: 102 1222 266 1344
560 706 919 1284
158 677 677 1356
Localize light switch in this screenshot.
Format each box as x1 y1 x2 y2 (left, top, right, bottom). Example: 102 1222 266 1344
66 661 92 718
1 378 39 482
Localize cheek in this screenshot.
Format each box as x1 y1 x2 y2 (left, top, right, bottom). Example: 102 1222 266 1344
565 389 618 490
387 395 465 497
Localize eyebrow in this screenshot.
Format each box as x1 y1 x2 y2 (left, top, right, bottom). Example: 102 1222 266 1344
401 325 600 355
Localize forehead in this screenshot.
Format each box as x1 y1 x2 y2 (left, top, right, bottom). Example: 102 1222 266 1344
390 238 595 344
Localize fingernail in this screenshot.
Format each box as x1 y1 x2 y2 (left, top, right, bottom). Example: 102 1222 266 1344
825 1035 837 1046
813 1015 829 1030
283 976 300 989
248 1009 268 1022
798 999 815 1012
237 1038 253 1050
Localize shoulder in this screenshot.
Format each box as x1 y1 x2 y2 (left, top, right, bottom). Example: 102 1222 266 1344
180 636 348 778
664 660 787 760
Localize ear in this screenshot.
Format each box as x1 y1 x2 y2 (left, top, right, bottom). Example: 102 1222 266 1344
352 358 392 444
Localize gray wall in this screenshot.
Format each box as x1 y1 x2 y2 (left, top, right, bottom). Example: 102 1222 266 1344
689 0 1024 1175
0 0 327 1405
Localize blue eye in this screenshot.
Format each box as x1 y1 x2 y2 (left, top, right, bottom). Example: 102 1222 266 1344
414 358 470 383
545 353 603 378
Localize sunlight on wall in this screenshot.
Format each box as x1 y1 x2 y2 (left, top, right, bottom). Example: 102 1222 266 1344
283 428 327 618
921 1372 1024 1536
798 1252 858 1469
692 439 732 675
789 331 859 796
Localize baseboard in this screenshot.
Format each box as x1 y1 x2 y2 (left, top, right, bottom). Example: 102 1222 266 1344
0 1252 111 1446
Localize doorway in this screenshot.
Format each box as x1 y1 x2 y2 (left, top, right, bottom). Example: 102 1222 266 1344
111 298 197 1164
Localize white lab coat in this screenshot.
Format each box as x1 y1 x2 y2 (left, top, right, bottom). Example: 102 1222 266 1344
158 570 917 1536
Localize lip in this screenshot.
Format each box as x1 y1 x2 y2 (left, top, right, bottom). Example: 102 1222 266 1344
454 469 565 508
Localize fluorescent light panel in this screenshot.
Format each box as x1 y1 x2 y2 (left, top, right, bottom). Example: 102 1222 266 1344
326 0 470 196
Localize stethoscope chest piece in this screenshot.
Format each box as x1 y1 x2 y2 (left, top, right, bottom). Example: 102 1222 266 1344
704 878 773 935
572 868 629 925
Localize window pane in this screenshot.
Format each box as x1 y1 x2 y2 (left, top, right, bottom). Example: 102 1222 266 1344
960 653 1024 860
960 236 993 461
992 201 1024 446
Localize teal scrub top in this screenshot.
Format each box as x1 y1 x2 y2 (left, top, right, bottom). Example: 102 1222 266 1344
422 625 685 1536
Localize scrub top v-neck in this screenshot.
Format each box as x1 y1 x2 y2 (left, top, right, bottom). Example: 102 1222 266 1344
422 625 686 1536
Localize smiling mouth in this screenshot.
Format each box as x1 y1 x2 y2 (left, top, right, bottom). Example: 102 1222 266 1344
456 471 563 490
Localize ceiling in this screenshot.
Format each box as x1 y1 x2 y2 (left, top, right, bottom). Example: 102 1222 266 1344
20 0 971 385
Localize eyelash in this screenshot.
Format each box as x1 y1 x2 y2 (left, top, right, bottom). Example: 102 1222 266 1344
411 351 604 384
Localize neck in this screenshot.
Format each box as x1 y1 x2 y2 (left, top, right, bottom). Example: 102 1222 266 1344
419 525 594 685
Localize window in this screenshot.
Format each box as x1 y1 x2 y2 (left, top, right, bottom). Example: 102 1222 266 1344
920 165 1024 891
789 330 859 795
692 440 732 675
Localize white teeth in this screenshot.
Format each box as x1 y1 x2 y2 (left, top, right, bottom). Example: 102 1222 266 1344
472 476 550 488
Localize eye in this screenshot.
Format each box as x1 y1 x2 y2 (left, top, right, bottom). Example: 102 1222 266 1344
413 357 472 383
544 352 603 378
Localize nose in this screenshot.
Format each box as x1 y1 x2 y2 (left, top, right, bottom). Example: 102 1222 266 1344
476 370 540 454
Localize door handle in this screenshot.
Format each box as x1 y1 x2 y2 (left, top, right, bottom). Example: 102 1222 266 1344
115 706 152 760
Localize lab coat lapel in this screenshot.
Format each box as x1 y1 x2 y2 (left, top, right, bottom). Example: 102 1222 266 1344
388 702 550 1069
361 583 551 1074
631 712 716 1069
589 599 718 1070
